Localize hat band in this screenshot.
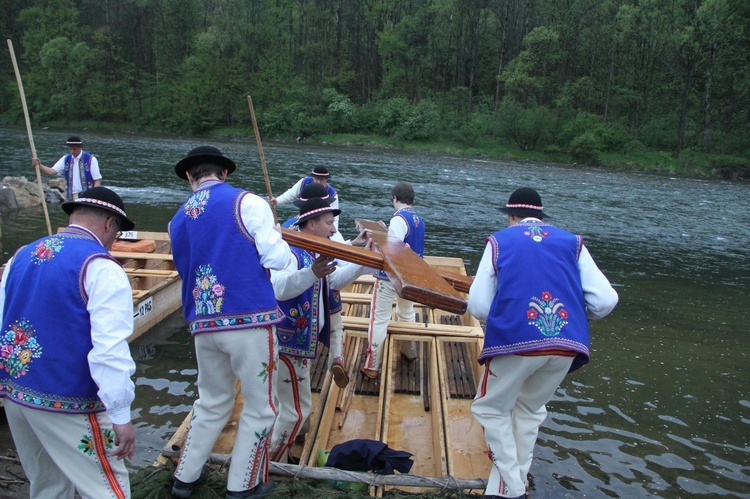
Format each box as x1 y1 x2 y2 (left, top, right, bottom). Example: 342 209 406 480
300 206 334 218
299 194 330 202
75 197 127 218
311 172 330 177
506 203 543 211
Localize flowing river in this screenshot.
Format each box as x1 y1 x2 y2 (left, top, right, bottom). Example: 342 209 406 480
1 126 749 498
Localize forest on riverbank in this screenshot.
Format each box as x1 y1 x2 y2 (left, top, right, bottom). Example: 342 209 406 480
1 0 748 179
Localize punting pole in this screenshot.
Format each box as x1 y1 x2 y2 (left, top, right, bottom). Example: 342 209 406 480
247 95 278 223
7 39 52 236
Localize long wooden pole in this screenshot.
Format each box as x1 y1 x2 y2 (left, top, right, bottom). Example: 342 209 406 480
7 39 52 236
247 95 277 223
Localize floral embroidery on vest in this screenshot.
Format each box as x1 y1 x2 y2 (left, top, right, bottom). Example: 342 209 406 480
192 264 225 315
523 225 550 242
184 189 210 219
0 319 43 378
279 302 311 346
30 237 64 264
526 291 568 337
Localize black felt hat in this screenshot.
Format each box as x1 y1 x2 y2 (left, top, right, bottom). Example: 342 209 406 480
174 145 236 180
498 187 548 219
61 186 135 231
311 166 330 177
295 183 340 224
65 136 83 146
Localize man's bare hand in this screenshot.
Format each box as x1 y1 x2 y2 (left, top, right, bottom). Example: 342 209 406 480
311 255 337 278
351 228 371 247
111 422 136 460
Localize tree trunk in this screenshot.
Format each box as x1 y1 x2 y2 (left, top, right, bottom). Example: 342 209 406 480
675 60 693 157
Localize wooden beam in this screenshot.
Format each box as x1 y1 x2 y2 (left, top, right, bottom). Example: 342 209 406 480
281 228 473 302
111 251 173 261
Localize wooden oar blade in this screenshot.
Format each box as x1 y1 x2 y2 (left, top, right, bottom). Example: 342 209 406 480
280 228 468 314
357 218 474 295
368 230 468 315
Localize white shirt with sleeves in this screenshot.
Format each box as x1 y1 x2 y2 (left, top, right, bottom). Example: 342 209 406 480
52 151 102 194
239 190 293 271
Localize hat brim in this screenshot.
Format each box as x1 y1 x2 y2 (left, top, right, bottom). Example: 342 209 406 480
297 207 341 225
61 200 136 231
175 153 236 180
498 207 548 219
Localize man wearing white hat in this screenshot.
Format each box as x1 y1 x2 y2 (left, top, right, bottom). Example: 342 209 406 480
32 135 102 201
468 187 619 499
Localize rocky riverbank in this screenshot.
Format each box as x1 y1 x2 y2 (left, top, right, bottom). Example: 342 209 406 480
0 176 66 211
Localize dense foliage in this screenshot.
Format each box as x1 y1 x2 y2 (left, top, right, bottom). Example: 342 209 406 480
1 0 748 176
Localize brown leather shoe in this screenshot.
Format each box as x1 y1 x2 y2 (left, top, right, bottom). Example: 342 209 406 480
331 356 349 388
360 366 379 379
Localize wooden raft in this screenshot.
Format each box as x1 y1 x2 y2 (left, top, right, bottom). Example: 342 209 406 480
158 256 489 494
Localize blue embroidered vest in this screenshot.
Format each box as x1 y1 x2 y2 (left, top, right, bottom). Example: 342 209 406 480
479 221 591 372
301 176 337 200
0 227 117 413
170 182 284 334
64 152 95 200
276 247 331 359
376 207 425 280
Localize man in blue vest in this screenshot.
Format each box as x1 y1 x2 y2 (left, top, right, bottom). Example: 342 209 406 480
468 187 619 499
169 146 293 499
33 136 102 201
269 184 372 463
361 182 425 379
0 186 136 498
269 166 340 230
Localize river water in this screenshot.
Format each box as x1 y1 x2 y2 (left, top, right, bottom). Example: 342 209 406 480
1 126 749 498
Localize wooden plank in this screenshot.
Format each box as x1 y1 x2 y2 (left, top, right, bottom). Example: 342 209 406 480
380 336 447 493
123 268 179 277
356 220 467 315
436 337 490 484
111 251 173 261
282 226 471 312
116 230 171 241
342 316 484 339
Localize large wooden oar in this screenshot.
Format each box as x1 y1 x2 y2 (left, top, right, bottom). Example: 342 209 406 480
247 95 277 223
280 227 469 314
356 219 474 293
7 39 52 236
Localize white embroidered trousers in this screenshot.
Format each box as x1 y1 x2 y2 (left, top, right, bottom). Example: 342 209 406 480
363 278 417 372
269 354 312 462
4 401 130 499
174 326 278 492
471 354 573 498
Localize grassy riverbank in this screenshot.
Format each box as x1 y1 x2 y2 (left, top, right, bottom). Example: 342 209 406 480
3 117 747 180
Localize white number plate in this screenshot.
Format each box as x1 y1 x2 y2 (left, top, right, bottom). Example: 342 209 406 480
134 296 154 319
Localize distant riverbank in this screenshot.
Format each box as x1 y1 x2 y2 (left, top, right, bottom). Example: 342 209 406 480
3 118 747 181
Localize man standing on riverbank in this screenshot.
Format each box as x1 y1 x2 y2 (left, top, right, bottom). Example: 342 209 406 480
32 136 102 201
269 183 371 463
270 166 340 229
0 186 137 498
361 181 425 379
468 187 619 499
169 146 293 498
